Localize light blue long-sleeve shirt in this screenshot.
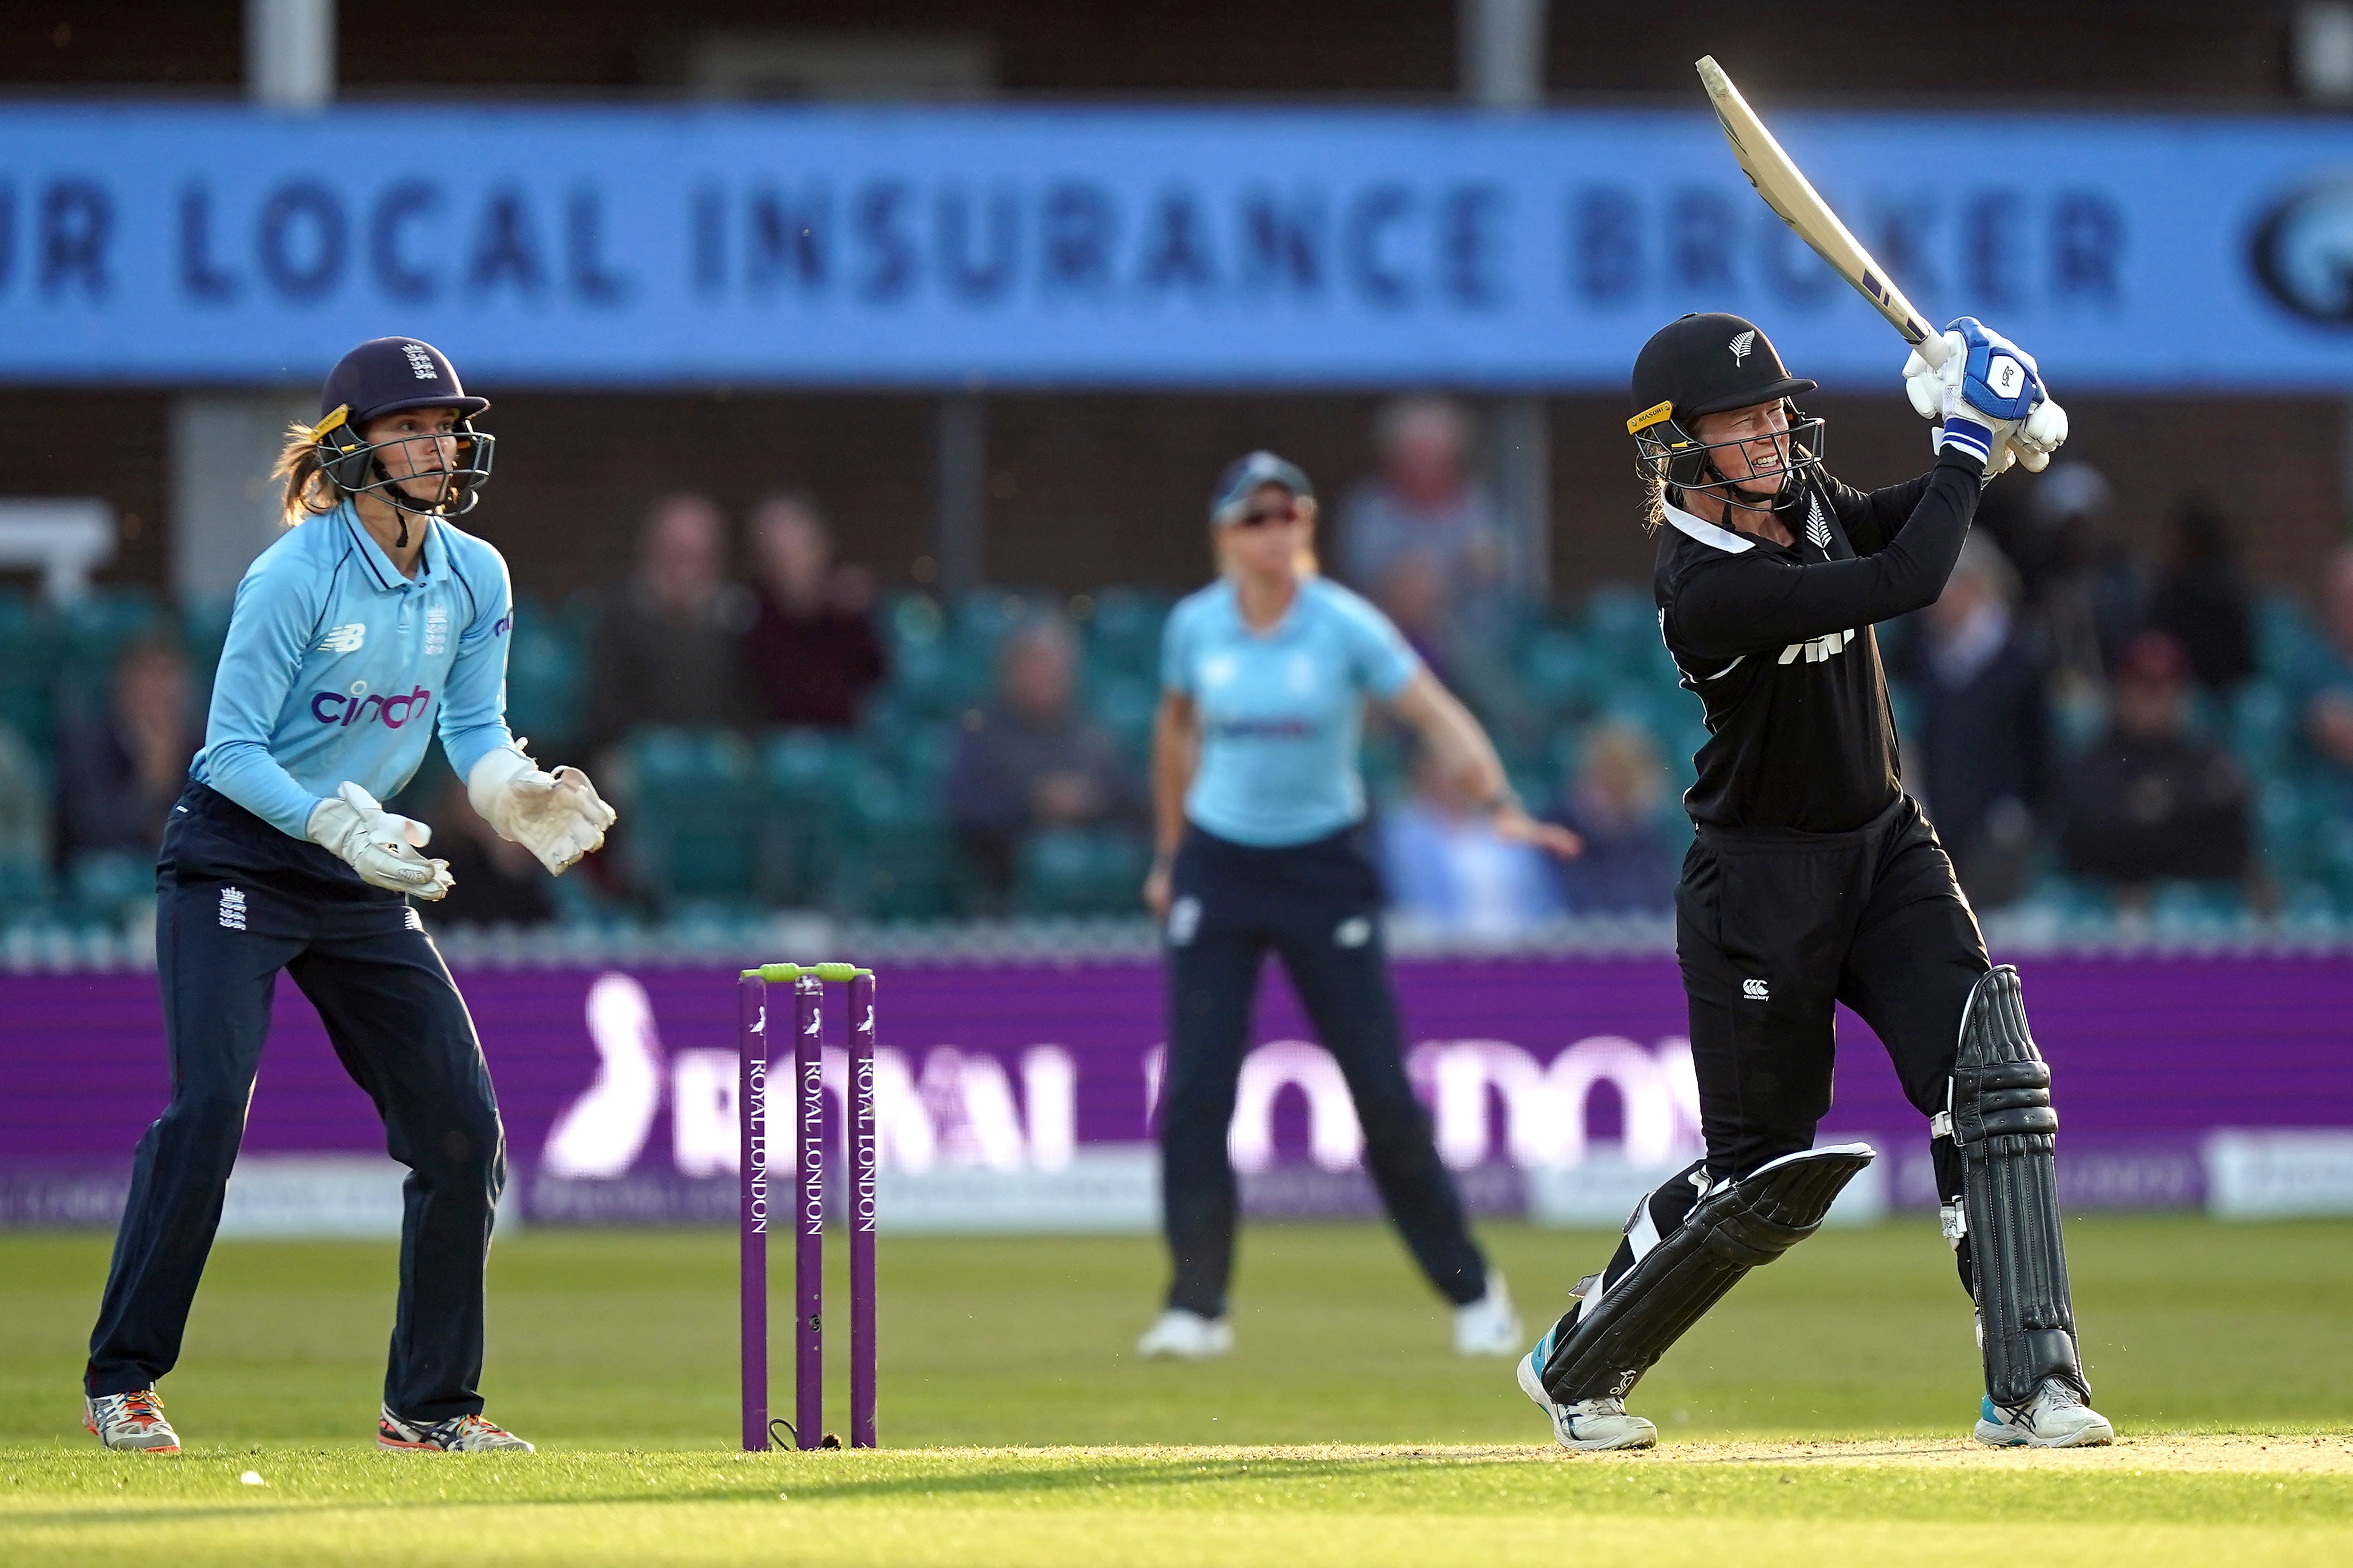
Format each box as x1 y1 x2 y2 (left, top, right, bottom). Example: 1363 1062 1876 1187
1160 576 1419 847
189 502 516 839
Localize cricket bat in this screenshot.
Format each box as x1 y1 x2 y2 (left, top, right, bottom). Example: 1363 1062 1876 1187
1695 55 1948 371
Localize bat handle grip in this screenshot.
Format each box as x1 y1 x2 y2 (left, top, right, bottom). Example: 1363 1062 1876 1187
1914 328 1950 371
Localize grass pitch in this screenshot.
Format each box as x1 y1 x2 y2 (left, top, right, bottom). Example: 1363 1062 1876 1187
2 1216 2348 1564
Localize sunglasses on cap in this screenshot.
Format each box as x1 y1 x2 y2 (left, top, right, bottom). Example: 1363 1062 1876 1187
1230 502 1302 529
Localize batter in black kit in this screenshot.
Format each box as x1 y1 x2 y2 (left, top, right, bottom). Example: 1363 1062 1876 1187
1516 312 2114 1452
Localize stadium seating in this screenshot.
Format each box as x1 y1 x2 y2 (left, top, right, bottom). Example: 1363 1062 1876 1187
7 580 2352 933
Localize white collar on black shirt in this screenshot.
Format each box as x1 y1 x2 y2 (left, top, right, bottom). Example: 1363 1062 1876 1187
1661 499 1756 555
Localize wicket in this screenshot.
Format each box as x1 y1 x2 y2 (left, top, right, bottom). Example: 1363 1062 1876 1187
737 961 878 1451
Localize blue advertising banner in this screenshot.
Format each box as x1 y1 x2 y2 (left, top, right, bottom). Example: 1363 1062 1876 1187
1 104 2349 390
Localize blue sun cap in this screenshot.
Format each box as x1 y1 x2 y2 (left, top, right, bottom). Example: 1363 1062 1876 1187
1209 450 1314 526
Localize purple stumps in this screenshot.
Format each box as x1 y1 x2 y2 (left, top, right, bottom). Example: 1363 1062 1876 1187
739 960 880 1454
849 968 879 1449
793 974 825 1451
737 971 769 1452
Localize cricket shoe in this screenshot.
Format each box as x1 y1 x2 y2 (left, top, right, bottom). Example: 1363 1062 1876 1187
1135 1309 1233 1360
1453 1271 1524 1357
1517 1328 1655 1451
85 1387 180 1454
1973 1379 2114 1448
378 1405 536 1452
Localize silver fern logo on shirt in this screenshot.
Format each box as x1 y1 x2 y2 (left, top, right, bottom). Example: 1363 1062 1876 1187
1805 498 1832 552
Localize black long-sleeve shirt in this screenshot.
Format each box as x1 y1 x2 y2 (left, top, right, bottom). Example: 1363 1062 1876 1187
1654 454 1983 832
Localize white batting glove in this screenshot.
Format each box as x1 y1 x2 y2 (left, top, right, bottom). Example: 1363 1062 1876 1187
1902 316 2066 476
467 740 617 876
308 781 454 900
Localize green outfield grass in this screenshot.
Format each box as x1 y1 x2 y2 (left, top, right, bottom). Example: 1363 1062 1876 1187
3 1216 2348 1564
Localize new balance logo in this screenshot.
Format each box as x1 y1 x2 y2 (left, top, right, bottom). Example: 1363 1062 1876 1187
218 887 248 931
1728 329 1756 365
319 623 367 653
1742 977 1770 1000
402 342 438 379
1778 628 1855 665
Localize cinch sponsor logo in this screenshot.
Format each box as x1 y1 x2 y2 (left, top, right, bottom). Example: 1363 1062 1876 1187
310 685 432 728
1206 717 1317 740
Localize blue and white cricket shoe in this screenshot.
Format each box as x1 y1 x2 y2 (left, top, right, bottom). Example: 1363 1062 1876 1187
378 1404 535 1452
1972 1380 2113 1448
1517 1325 1656 1451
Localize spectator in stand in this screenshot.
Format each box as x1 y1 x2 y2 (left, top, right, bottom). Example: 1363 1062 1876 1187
743 491 885 728
1340 397 1513 640
584 492 756 759
2030 462 2147 705
1380 746 1562 937
2290 546 2353 800
944 613 1145 897
1893 534 2052 909
55 637 201 859
1544 720 1678 916
422 775 556 929
2146 494 2254 695
2059 631 2251 903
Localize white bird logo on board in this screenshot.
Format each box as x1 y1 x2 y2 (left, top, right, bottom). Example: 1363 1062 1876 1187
1729 330 1756 365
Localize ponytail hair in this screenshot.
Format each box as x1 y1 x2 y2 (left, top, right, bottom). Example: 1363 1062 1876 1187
272 420 343 528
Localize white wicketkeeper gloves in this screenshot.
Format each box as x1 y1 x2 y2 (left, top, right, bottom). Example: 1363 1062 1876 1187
1903 315 2069 478
308 781 455 900
466 741 617 876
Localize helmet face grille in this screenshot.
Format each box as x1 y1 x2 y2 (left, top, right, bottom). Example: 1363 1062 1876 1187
320 419 496 519
1633 403 1826 508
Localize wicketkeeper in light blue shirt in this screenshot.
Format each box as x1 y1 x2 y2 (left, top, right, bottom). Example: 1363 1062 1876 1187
84 338 612 1457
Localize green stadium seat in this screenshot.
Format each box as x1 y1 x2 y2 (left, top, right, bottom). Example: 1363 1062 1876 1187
622 729 765 909
759 728 866 904
1013 827 1152 917
829 768 969 920
504 596 590 753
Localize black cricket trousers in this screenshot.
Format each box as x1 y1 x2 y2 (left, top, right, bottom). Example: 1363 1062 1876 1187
1557 794 1988 1348
86 783 506 1423
1157 824 1488 1318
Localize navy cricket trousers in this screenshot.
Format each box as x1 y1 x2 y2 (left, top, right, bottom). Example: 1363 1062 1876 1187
1158 824 1487 1318
86 784 506 1423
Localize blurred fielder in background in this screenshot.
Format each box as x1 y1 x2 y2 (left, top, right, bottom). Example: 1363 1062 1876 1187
1136 451 1579 1361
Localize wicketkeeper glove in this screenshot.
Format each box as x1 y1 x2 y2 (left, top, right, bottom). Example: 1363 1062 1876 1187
1903 316 2069 476
307 781 455 900
466 740 617 876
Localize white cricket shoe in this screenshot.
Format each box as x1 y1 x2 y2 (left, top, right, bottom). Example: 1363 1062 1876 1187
1517 1329 1656 1451
1973 1379 2114 1448
378 1404 536 1452
85 1387 179 1454
1453 1272 1524 1357
1135 1308 1234 1360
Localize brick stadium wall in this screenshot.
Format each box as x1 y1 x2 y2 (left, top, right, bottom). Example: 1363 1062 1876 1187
1 388 2337 607
0 1 2299 101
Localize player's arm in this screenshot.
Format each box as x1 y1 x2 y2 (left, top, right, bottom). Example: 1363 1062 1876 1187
201 559 337 839
1823 471 1934 556
1386 670 1581 858
1143 689 1198 917
1673 453 1983 659
453 552 615 876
